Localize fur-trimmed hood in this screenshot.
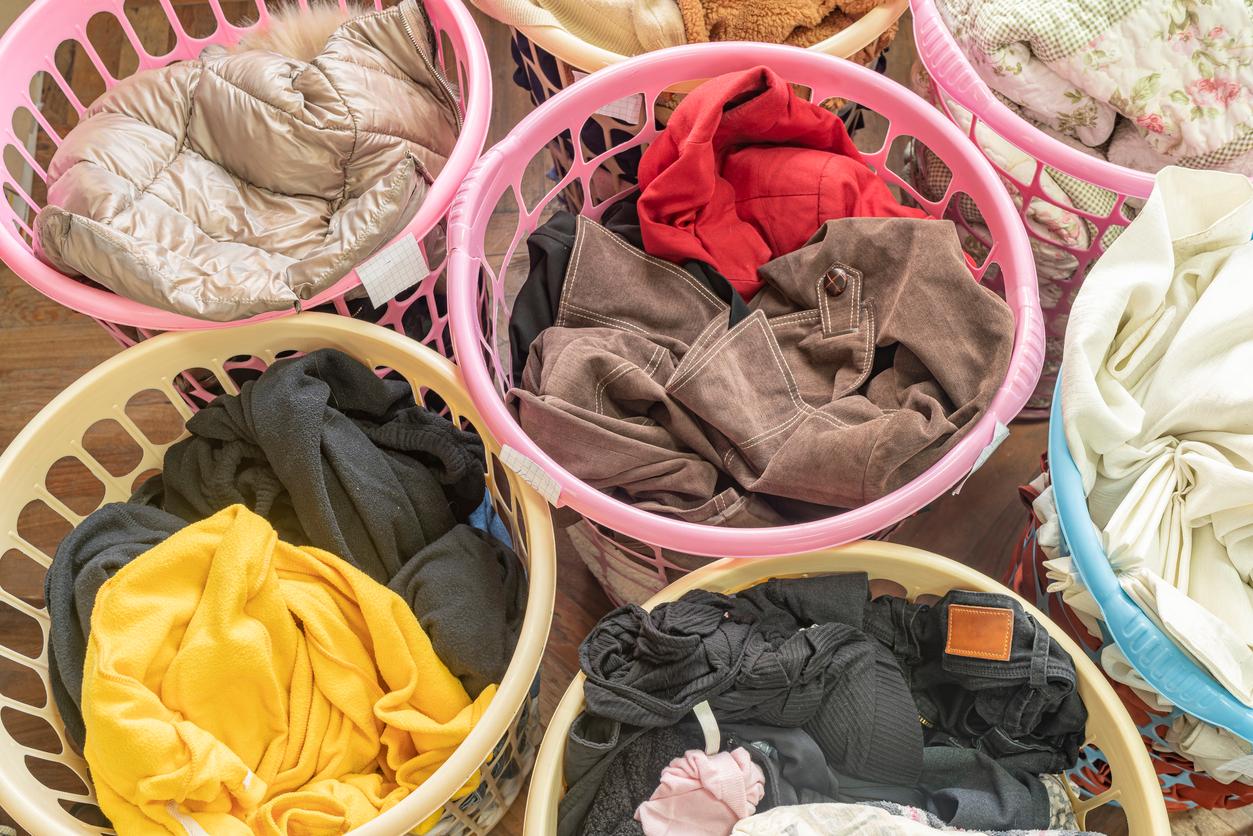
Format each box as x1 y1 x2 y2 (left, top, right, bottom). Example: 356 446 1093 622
35 0 459 321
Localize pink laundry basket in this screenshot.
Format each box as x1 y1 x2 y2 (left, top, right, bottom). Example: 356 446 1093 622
446 43 1044 605
498 1 905 207
0 0 489 355
910 0 1163 417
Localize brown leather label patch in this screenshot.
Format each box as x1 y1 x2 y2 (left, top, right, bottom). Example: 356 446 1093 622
946 604 1014 661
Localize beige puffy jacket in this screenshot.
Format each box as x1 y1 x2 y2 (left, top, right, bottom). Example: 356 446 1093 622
35 0 459 321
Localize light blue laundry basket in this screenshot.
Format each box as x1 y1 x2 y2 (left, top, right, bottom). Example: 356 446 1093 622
1049 382 1253 741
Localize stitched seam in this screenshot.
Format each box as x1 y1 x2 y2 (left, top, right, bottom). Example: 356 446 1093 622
735 190 835 201
642 344 665 377
801 403 848 429
852 267 862 331
325 55 357 212
715 492 749 521
815 273 830 332
108 173 288 253
670 315 778 396
318 53 414 86
593 361 635 415
736 411 806 448
591 222 724 309
670 318 729 389
828 299 878 401
58 216 295 304
768 311 820 325
860 303 873 379
297 161 413 291
352 124 451 155
96 153 407 292
564 303 650 336
557 221 587 327
946 605 1013 660
803 302 877 431
739 406 807 448
667 321 748 395
100 66 201 226
754 316 805 412
815 158 829 237
201 63 351 132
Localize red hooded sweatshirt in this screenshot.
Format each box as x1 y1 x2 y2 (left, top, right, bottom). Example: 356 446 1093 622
637 66 928 299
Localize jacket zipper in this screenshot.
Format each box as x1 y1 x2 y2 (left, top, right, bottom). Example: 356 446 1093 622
331 3 464 186
398 6 464 137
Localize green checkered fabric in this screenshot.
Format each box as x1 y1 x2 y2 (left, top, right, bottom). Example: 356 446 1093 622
947 0 1147 61
1182 130 1253 169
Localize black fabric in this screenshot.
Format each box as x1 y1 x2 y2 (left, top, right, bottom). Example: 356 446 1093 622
723 723 1049 830
918 746 1050 831
723 722 844 810
722 573 869 636
386 524 527 697
559 715 647 836
579 594 749 726
44 503 186 750
135 348 485 584
561 575 1089 835
507 193 750 385
724 724 929 812
506 209 577 385
576 723 704 836
864 588 1088 774
578 586 923 784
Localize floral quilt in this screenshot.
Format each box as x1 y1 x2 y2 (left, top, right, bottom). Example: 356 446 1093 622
937 0 1253 167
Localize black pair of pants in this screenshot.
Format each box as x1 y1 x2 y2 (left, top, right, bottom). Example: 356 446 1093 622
864 588 1088 774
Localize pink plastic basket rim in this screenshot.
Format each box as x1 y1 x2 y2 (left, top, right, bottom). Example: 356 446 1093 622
909 0 1155 199
0 0 490 331
448 42 1044 558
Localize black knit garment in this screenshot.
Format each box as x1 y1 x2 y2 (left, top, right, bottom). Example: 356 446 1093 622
134 349 487 582
562 574 1089 835
578 582 924 785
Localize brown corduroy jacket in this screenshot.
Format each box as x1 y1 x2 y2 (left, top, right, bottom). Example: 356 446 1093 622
511 215 1014 526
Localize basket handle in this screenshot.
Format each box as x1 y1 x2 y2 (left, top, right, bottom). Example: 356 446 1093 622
910 0 995 115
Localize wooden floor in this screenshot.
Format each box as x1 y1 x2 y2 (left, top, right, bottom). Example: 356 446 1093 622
0 3 1251 834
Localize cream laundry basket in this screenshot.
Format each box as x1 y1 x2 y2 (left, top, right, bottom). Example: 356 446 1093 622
501 0 908 75
523 542 1170 835
482 0 908 208
0 313 555 835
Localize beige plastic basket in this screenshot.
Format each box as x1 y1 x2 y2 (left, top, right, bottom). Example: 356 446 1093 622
0 313 556 836
492 0 909 209
524 542 1170 835
505 0 908 74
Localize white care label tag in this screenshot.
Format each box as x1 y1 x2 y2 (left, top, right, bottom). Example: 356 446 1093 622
500 444 561 506
692 700 721 755
952 420 1010 495
356 235 428 308
572 70 643 123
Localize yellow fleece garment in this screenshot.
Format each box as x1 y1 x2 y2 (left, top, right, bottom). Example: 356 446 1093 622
81 505 494 835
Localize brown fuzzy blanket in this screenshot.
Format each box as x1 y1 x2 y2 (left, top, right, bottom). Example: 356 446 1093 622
676 0 897 64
